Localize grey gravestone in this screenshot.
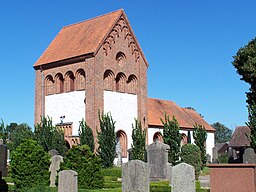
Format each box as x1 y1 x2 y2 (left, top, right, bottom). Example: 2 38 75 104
212 147 218 163
0 140 3 145
166 163 172 186
172 163 195 192
122 160 150 192
147 141 170 181
243 148 256 164
48 149 59 157
0 171 8 192
0 144 8 176
49 155 63 187
206 154 211 164
58 170 78 192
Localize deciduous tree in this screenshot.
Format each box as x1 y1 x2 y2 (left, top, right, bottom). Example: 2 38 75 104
211 122 232 143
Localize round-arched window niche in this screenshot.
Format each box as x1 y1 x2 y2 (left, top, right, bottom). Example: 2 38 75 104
116 52 126 66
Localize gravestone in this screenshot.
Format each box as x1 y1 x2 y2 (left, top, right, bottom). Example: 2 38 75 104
48 149 59 157
166 163 172 186
0 144 8 176
212 147 218 163
0 139 3 145
172 163 195 192
147 141 170 181
49 155 63 187
128 148 132 161
243 148 256 164
206 154 211 164
122 160 150 192
0 171 8 192
58 170 78 192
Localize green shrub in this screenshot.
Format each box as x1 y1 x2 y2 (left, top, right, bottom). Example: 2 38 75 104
10 139 50 189
101 167 122 177
218 153 229 164
181 144 202 180
61 145 103 189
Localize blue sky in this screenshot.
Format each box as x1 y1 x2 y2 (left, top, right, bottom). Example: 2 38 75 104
0 1 255 130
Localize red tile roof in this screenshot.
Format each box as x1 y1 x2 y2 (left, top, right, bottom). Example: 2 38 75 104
34 10 123 67
229 126 250 147
148 98 215 132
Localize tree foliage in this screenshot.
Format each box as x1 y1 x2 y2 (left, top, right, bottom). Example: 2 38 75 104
0 119 8 144
181 144 202 180
34 116 67 156
193 124 207 168
232 37 256 105
10 139 50 189
131 119 146 161
211 122 232 143
161 114 182 165
79 119 95 152
232 37 256 153
97 112 116 168
61 145 103 189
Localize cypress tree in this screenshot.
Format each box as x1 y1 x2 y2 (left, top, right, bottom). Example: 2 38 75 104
161 114 182 165
193 123 207 169
79 119 95 152
131 119 146 161
97 112 116 168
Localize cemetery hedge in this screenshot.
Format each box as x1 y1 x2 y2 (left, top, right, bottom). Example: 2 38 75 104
61 145 103 189
10 139 50 189
181 144 202 180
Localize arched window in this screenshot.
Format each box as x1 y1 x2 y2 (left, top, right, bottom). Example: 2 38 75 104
75 69 86 90
65 71 75 92
153 132 163 142
116 72 126 92
116 130 128 158
55 73 64 93
45 75 54 95
127 74 138 94
116 52 126 66
103 70 115 91
181 133 188 146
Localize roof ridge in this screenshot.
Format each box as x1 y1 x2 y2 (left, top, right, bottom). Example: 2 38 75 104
63 9 123 29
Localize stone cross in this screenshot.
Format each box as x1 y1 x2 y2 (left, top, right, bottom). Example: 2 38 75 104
172 163 195 192
49 155 63 187
58 170 78 192
0 144 8 176
147 141 170 181
122 160 150 192
243 148 256 164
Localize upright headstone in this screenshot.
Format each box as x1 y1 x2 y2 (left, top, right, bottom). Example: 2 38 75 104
0 144 8 176
49 155 63 187
122 160 150 192
212 147 218 163
206 154 211 164
0 171 8 192
147 141 170 181
243 148 256 164
128 148 132 161
48 149 59 157
58 170 78 192
166 163 172 186
172 163 195 192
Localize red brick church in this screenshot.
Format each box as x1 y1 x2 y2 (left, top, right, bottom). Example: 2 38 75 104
34 9 214 162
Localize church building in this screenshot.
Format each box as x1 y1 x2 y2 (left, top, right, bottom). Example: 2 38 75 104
34 9 215 163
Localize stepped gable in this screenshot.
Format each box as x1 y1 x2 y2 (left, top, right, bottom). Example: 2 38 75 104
148 98 215 132
34 9 147 67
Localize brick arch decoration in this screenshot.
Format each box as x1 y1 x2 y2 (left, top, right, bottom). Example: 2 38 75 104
45 75 54 95
153 132 163 142
116 52 126 66
65 71 75 92
181 133 188 146
103 70 115 91
55 73 64 94
116 72 126 92
116 130 128 158
75 69 86 91
127 74 138 94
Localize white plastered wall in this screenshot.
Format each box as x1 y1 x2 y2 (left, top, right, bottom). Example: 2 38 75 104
148 127 214 158
104 90 137 163
45 91 86 136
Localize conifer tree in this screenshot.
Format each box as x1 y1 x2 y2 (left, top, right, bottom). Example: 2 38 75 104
131 119 146 161
34 116 67 155
79 119 95 152
97 112 116 168
247 103 256 153
193 123 207 168
161 114 182 165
